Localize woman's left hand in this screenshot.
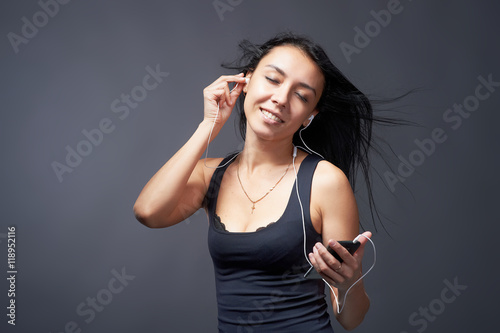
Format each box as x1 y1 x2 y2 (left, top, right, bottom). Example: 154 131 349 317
308 231 372 291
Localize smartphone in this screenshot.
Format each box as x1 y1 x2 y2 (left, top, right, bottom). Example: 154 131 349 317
304 241 361 279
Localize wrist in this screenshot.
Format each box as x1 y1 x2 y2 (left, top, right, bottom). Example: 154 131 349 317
198 120 215 133
338 278 365 295
198 119 221 142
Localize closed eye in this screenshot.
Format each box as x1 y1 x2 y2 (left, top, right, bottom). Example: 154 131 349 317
296 93 308 103
265 76 279 84
266 75 309 103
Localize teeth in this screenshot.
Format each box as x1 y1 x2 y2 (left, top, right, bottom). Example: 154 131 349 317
261 109 283 123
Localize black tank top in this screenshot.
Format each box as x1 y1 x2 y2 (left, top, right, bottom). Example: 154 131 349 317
205 153 335 333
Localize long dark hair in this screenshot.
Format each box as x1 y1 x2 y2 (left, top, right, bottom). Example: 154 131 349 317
223 32 405 231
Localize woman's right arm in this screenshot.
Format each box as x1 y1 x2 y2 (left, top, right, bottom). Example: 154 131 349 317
133 74 246 228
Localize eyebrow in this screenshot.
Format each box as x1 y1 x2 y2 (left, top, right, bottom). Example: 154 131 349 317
265 64 317 96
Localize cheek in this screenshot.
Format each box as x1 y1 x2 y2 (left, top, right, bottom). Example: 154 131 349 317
248 84 267 101
242 96 252 116
242 96 260 123
243 85 266 112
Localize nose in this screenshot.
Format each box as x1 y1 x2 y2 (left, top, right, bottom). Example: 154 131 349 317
271 85 289 109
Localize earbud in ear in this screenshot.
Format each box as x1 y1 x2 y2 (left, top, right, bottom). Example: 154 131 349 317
303 114 315 129
244 77 250 84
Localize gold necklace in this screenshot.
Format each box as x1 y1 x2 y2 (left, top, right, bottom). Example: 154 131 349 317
236 159 292 214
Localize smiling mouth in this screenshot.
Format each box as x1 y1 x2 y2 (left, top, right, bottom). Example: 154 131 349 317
261 109 284 123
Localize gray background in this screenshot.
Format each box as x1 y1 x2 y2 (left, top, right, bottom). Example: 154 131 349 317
1 0 499 332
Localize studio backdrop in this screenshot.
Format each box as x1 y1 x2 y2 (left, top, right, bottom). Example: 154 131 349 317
1 1 498 332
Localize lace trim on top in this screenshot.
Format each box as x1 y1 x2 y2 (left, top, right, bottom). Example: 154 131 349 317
214 213 276 232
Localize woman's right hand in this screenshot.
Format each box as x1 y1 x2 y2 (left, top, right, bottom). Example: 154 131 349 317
134 74 247 229
202 73 247 134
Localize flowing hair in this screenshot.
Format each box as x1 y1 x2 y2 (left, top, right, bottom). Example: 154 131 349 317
223 32 407 232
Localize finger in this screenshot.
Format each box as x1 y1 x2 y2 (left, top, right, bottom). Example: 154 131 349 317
222 84 231 106
221 77 246 107
313 244 344 281
352 231 372 261
327 240 357 266
229 82 245 104
210 73 246 88
320 243 353 279
308 252 316 266
208 84 231 107
228 76 247 93
311 249 344 286
204 76 244 102
314 251 356 289
204 87 225 109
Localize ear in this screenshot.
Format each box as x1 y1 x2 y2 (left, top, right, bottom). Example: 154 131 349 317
243 72 253 93
302 109 319 128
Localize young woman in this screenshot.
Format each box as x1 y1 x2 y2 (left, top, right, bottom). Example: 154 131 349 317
134 33 376 332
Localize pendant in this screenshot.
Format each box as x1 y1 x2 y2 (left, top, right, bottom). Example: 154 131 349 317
251 203 255 214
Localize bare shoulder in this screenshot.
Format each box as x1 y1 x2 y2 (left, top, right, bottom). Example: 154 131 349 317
311 160 359 236
197 157 225 189
312 160 352 194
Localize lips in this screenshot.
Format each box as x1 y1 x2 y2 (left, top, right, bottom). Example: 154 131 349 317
260 108 284 123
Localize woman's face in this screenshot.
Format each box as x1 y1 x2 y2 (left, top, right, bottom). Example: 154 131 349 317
243 45 324 142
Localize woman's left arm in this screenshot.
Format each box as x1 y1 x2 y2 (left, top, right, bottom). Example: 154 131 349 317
308 161 371 331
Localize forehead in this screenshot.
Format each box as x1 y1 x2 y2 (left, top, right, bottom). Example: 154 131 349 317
256 45 324 86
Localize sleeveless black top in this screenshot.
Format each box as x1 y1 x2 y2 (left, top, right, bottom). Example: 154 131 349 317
205 153 335 333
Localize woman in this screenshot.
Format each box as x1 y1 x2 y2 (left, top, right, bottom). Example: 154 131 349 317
134 32 375 332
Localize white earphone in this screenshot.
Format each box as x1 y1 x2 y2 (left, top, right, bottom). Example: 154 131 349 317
304 114 315 129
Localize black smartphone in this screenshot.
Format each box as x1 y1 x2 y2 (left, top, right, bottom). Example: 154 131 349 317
304 241 361 279
330 241 361 263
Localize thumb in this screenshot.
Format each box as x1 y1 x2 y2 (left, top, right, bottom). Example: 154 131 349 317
229 84 244 104
352 231 372 260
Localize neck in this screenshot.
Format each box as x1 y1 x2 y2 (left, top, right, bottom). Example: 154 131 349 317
239 132 294 174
